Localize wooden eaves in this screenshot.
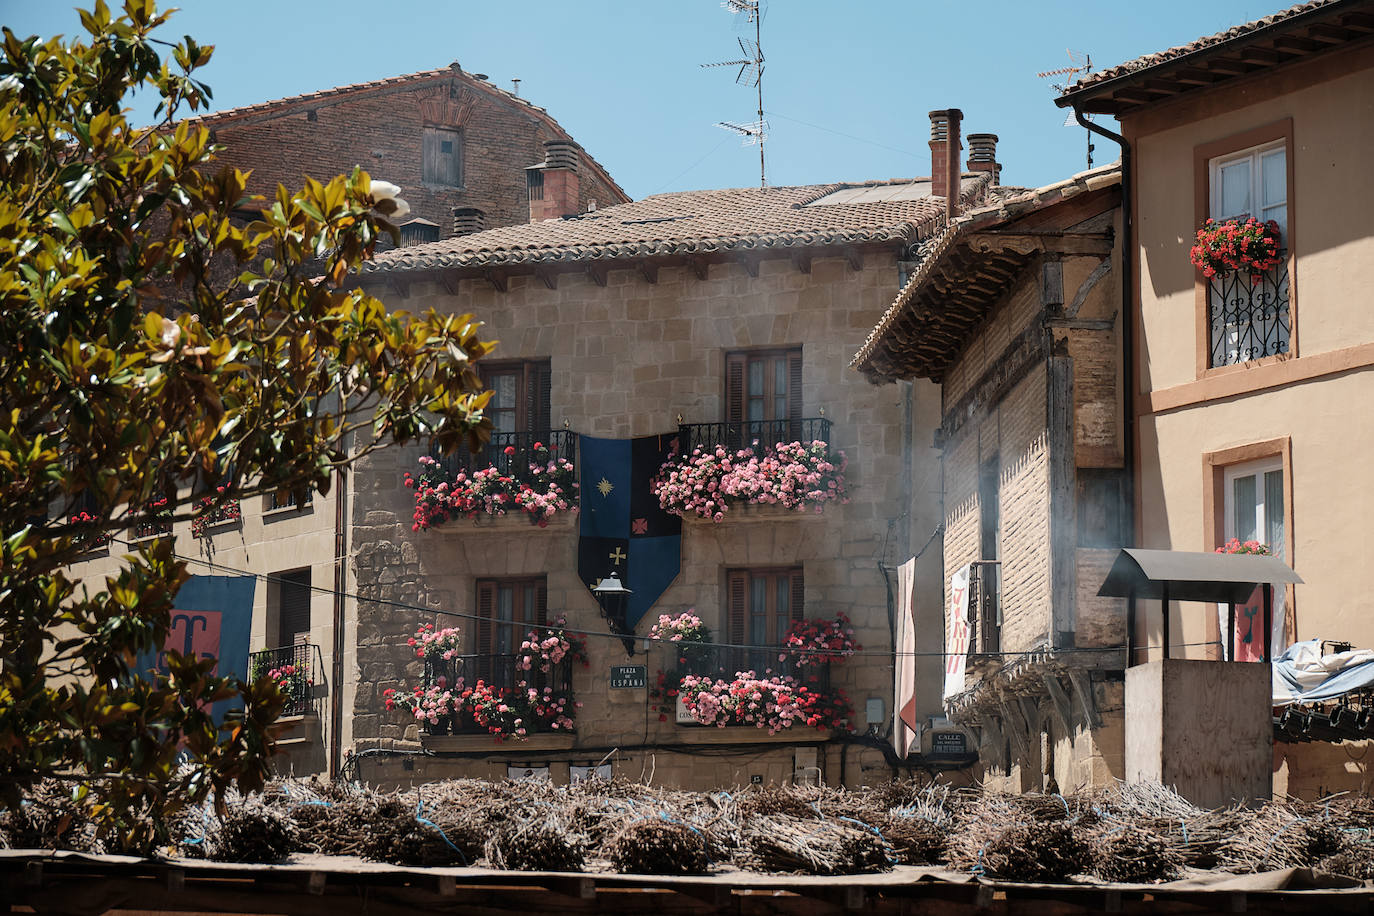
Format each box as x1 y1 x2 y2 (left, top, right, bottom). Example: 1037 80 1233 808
1056 0 1374 116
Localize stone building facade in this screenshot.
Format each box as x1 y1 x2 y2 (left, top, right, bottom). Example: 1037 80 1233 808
855 159 1127 794
195 64 627 238
344 146 999 787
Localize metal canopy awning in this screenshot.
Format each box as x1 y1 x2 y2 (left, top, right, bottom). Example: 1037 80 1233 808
1098 548 1303 604
1098 548 1304 664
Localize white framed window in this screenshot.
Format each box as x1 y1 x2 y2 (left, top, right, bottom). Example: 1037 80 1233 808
1223 457 1285 560
1211 141 1287 238
1207 140 1290 367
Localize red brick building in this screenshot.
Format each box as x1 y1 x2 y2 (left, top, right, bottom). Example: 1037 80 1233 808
193 63 628 240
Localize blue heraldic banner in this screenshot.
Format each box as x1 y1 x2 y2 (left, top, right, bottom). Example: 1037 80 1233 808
577 433 682 630
137 574 256 723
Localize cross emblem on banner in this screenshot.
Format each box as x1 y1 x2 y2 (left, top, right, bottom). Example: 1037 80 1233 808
609 547 627 566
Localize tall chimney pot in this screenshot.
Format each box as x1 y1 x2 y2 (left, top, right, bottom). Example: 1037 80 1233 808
928 109 963 219
967 133 1001 186
528 139 582 221
452 206 486 237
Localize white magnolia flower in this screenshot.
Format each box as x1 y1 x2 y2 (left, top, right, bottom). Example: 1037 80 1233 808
368 179 410 221
151 316 210 364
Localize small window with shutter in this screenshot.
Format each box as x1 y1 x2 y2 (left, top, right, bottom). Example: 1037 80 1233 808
422 126 463 187
273 568 312 649
724 348 802 449
475 576 547 659
725 567 804 671
480 359 552 434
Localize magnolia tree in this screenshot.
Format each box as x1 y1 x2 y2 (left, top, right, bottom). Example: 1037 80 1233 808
0 1 495 849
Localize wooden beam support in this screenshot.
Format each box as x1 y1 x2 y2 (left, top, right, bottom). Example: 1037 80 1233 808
791 251 812 274
1341 11 1374 32
1240 46 1282 65
387 275 411 298
1019 697 1042 735
1305 22 1353 43
638 260 658 284
979 716 1005 765
483 268 507 293
843 247 863 272
1273 35 1322 53
539 876 596 900
999 700 1033 761
1080 98 1131 115
1112 88 1157 105
437 269 460 295
585 262 608 288
1068 670 1103 729
686 256 709 281
1204 57 1260 76
1044 674 1076 734
535 267 557 290
1141 78 1183 95
739 253 762 278
1173 67 1223 85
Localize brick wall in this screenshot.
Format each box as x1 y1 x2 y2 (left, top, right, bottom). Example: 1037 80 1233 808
205 74 624 237
344 250 945 786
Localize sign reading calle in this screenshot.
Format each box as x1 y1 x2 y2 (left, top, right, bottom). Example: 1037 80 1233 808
609 665 647 689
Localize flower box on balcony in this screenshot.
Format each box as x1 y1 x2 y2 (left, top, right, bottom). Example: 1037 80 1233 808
680 501 832 524
428 508 576 533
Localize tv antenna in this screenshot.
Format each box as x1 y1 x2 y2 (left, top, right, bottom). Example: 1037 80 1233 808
1037 50 1096 168
703 0 767 188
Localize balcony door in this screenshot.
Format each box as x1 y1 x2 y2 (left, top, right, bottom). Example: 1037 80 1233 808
724 347 802 448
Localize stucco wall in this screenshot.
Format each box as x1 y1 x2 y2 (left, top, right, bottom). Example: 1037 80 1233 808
347 251 946 785
1129 54 1374 660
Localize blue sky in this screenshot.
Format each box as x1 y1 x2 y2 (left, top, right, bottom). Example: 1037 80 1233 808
6 0 1289 198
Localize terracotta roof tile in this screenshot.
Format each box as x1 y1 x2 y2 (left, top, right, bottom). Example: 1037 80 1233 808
364 174 993 274
852 164 1123 376
1068 1 1340 91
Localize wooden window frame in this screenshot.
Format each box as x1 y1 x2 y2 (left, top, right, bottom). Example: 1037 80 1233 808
724 566 804 648
724 347 803 424
480 359 552 434
272 568 312 650
1193 118 1297 381
422 125 463 188
1201 437 1295 659
475 576 548 656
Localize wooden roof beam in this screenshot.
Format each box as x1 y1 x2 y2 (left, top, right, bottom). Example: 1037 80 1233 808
483 268 507 293
535 267 557 290
1204 57 1261 76
686 255 709 282
1272 35 1322 54
1240 46 1283 65
638 260 658 284
1173 67 1223 85
1341 11 1374 32
585 262 608 288
1305 22 1355 43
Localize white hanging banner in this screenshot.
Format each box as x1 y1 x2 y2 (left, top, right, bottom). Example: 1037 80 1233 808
943 564 972 702
892 556 919 758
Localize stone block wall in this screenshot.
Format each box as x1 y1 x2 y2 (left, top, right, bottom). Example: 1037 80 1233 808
344 249 944 787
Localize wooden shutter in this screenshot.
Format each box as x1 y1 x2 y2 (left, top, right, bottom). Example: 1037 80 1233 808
277 569 311 648
526 361 552 432
422 128 442 184
533 577 548 627
787 350 803 421
788 568 805 623
726 570 748 646
725 352 746 424
476 579 495 655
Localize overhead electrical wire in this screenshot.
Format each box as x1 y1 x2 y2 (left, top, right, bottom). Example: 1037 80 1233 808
108 534 1221 663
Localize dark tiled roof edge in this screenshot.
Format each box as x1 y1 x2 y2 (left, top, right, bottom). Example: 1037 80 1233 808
852 164 1123 372
1062 0 1345 95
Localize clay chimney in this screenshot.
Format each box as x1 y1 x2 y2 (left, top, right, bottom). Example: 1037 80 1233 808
928 108 964 218
451 206 486 237
966 133 1001 186
527 139 581 222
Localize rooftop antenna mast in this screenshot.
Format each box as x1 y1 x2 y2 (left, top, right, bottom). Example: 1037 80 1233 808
703 0 767 188
1037 50 1094 169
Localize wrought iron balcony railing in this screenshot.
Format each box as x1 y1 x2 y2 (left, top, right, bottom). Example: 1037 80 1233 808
669 644 831 691
248 642 323 718
968 560 1001 655
423 652 574 735
675 418 833 457
425 652 574 694
1208 254 1291 367
429 429 578 484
